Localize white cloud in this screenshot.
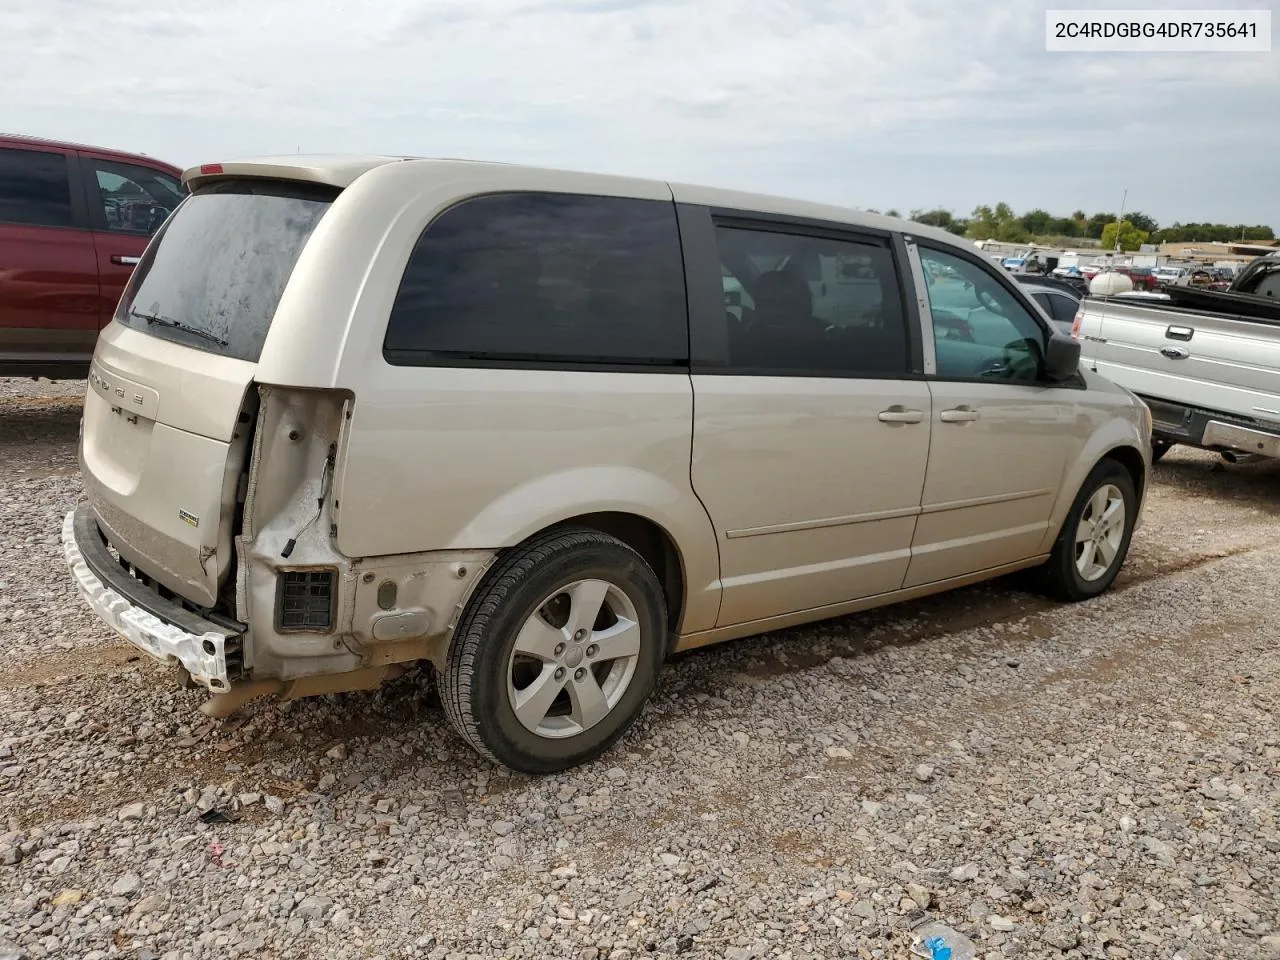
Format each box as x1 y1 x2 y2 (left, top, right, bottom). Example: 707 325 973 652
4 0 1278 224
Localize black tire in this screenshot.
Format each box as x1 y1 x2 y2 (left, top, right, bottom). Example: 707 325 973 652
1151 439 1173 463
1040 459 1137 602
441 528 666 774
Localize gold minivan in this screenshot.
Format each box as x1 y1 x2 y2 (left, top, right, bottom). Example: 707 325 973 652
64 156 1151 772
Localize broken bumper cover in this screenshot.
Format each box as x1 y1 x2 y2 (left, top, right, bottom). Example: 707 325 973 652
62 506 241 692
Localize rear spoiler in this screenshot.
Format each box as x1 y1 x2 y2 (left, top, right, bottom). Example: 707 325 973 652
182 156 407 192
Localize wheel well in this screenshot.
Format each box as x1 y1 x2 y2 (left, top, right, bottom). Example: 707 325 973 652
1103 445 1146 502
551 512 685 637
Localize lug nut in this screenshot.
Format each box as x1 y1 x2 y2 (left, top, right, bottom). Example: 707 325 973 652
574 629 586 642
586 644 599 658
554 643 566 656
554 667 566 681
574 668 586 681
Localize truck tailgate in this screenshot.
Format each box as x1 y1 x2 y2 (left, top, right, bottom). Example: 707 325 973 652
1082 299 1280 423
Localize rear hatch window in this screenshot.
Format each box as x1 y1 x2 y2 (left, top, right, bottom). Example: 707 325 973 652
116 179 337 362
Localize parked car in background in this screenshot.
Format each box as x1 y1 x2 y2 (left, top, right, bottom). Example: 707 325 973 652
1115 266 1158 291
63 155 1151 773
0 134 184 379
1017 272 1089 298
1021 281 1082 334
1182 265 1233 291
1151 265 1188 288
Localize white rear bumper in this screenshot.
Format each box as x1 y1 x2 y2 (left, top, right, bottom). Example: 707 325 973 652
62 509 234 692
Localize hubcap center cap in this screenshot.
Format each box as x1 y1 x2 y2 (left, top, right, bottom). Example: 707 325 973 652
564 645 584 668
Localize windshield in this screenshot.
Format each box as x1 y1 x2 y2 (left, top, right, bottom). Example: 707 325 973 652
115 179 337 362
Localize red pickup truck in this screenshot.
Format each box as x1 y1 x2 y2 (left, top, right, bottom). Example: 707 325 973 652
0 134 184 379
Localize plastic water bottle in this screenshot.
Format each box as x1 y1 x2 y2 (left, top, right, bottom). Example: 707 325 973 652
911 921 976 960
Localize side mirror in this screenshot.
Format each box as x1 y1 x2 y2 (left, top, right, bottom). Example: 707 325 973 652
1043 331 1081 382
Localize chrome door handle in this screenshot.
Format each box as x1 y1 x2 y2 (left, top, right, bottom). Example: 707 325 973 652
111 255 141 266
939 406 980 423
878 406 925 424
1160 346 1189 360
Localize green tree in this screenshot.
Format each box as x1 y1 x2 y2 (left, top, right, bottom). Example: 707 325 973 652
966 202 1027 242
1101 220 1149 252
1127 211 1159 234
1047 217 1080 237
884 208 901 218
1019 208 1053 235
911 208 954 229
1086 212 1116 240
995 220 1030 243
966 204 999 240
1152 222 1275 243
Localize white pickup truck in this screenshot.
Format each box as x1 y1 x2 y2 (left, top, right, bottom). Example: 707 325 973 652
1073 254 1280 463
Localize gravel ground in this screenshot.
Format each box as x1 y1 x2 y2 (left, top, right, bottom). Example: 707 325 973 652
1 377 1278 960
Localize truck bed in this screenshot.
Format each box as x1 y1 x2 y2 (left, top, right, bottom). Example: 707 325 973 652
1076 295 1280 455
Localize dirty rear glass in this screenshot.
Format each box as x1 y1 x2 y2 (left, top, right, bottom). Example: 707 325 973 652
116 179 337 362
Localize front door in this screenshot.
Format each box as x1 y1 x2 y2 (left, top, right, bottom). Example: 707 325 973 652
905 243 1079 587
0 145 99 370
687 214 931 627
76 153 185 327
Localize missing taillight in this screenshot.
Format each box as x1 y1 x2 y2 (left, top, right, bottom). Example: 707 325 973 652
276 569 336 632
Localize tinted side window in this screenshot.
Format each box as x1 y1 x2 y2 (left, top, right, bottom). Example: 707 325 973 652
920 247 1046 382
715 225 908 376
0 148 73 228
1048 293 1079 326
1031 292 1054 316
385 193 687 367
87 159 185 235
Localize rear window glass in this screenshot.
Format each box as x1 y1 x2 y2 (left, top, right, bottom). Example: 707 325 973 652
116 180 336 362
384 192 688 367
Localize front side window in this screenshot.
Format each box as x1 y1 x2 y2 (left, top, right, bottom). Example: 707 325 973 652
715 225 908 376
920 247 1046 382
0 148 72 228
385 193 687 366
88 159 185 235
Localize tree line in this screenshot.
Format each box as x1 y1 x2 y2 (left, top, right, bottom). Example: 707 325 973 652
862 203 1275 251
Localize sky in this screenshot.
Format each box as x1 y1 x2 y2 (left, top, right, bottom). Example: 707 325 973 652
4 0 1278 228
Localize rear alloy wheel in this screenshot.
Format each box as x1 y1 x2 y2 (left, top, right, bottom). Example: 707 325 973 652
506 579 641 740
441 528 666 774
1041 460 1137 602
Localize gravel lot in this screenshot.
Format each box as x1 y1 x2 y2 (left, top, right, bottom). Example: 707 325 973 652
2 377 1278 960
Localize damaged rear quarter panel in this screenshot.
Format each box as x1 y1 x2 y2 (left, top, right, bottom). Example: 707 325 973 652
236 384 494 681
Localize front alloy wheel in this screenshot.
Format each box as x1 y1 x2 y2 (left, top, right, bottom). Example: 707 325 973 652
1074 483 1126 582
1042 459 1137 602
